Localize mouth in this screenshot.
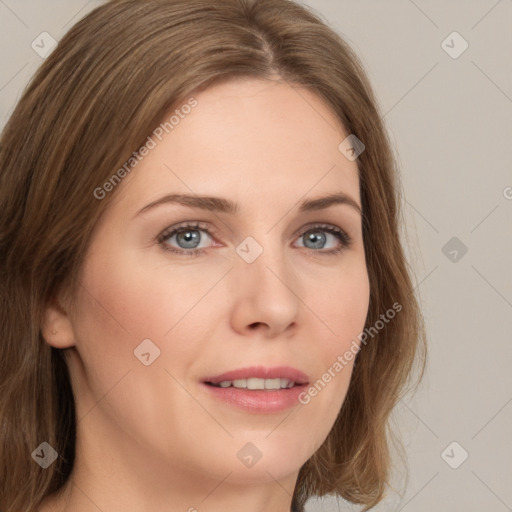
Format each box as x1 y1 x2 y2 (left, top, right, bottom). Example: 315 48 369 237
205 377 299 390
201 366 310 413
202 365 309 388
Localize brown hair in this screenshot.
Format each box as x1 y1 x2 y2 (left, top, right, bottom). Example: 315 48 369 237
0 0 426 510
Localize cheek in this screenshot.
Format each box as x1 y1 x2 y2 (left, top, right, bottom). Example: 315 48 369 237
318 259 370 349
301 261 369 417
69 244 178 400
69 248 216 455
71 244 226 392
76 247 196 342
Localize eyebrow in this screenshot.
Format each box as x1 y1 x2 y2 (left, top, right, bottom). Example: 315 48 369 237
135 191 362 217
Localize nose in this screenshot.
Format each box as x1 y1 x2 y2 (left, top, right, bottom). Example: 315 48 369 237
228 236 301 338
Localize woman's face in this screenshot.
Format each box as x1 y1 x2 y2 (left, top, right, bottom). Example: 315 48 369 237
51 77 370 500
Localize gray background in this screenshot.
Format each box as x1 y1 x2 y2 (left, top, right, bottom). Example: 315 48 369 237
1 1 511 510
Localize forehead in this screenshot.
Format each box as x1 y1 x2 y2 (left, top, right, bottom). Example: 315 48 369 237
110 77 360 214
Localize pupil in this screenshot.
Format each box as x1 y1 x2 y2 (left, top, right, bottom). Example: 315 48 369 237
178 229 200 248
306 231 325 249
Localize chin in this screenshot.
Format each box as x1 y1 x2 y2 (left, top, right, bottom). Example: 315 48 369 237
219 432 312 484
224 458 303 485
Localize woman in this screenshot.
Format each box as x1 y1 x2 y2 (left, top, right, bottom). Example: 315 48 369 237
0 0 426 511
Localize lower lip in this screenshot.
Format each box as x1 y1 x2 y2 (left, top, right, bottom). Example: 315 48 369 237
201 383 307 414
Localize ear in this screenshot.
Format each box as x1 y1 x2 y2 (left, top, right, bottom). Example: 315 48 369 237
41 290 77 349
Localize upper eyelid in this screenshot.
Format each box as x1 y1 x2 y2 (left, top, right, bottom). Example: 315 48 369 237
158 221 214 239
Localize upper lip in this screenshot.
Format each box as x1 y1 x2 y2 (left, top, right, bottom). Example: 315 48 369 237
203 365 309 385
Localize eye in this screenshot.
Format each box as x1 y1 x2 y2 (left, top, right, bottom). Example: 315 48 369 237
157 222 352 257
157 221 214 257
293 224 352 255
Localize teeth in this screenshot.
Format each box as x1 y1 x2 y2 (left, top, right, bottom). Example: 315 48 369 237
214 378 296 390
281 378 294 389
233 379 247 388
261 378 280 390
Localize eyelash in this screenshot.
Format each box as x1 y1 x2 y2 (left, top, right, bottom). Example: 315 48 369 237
157 221 352 257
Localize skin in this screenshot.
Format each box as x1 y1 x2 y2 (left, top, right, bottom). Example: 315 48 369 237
41 76 370 512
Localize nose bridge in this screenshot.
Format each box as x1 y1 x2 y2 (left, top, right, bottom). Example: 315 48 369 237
233 204 286 267
235 231 285 279
230 230 300 323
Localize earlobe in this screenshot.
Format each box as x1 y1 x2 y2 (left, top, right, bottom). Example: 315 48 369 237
41 295 76 349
